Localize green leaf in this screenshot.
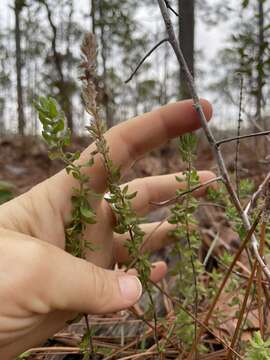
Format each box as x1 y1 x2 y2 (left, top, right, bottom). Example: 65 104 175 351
52 117 65 133
47 97 59 118
0 180 15 204
242 0 249 8
125 191 137 200
48 151 62 160
15 351 32 360
122 184 129 194
80 206 96 224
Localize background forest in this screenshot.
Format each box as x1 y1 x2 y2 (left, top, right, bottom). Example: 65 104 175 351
0 0 269 135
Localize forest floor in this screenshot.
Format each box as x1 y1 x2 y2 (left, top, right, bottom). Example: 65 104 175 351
0 134 269 360
0 134 265 193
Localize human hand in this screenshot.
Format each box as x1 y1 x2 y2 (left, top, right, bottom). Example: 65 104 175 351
0 99 214 359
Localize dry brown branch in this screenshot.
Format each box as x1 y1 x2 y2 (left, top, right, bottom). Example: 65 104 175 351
227 260 257 359
257 222 266 338
216 130 270 146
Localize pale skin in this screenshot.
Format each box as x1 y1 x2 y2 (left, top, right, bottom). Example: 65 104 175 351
0 99 215 359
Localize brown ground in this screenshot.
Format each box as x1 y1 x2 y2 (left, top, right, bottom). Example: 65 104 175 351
0 134 266 194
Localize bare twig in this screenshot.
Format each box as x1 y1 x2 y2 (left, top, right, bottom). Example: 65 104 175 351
244 171 270 215
216 130 270 147
84 314 95 359
21 347 80 354
203 231 220 267
257 222 266 338
125 38 169 83
227 260 257 360
150 176 222 207
257 187 270 338
165 0 179 16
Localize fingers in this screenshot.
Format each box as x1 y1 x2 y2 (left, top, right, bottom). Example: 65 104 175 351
149 261 167 283
45 99 212 216
97 99 212 193
122 170 216 217
0 229 143 315
127 261 168 283
44 245 142 314
113 171 217 263
114 221 178 264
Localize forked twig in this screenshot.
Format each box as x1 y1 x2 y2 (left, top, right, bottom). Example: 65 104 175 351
244 171 270 215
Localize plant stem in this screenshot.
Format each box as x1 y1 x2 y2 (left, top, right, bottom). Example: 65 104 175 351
227 260 257 360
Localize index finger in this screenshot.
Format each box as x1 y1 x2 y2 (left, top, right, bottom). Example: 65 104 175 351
45 99 212 214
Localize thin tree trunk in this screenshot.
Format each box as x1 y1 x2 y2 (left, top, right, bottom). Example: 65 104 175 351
178 0 195 99
98 1 113 129
66 0 74 131
256 0 264 122
256 0 267 155
90 0 96 34
15 0 25 135
40 0 73 132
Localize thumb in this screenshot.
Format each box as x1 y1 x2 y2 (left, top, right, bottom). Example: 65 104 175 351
45 246 142 314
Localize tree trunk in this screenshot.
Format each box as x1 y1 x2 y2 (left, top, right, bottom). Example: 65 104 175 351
98 1 113 129
256 0 264 122
41 0 73 132
90 0 96 34
15 0 25 135
256 0 267 154
178 0 195 99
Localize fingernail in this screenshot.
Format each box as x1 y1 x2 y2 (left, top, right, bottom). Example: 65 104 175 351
118 275 142 303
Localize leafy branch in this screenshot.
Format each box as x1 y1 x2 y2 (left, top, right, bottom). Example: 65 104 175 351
34 96 97 258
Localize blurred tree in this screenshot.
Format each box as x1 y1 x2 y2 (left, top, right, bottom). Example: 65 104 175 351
90 0 135 127
14 0 27 135
37 0 78 132
207 0 269 127
178 0 195 99
1 1 179 133
0 31 11 134
255 0 267 123
90 0 161 127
